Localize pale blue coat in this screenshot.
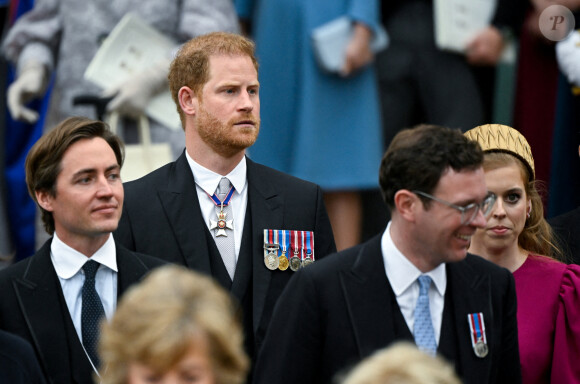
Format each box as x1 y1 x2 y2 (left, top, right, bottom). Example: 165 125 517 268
236 0 383 190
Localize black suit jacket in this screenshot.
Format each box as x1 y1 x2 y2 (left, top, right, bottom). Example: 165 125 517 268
0 330 46 384
253 235 521 384
114 153 336 356
0 239 166 384
381 0 526 33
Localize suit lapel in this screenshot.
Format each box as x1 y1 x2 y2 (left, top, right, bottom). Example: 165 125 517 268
246 158 284 334
446 257 493 384
158 153 212 273
14 241 90 383
116 245 155 296
339 236 400 358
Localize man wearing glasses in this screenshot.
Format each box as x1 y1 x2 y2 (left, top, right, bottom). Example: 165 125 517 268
253 124 521 384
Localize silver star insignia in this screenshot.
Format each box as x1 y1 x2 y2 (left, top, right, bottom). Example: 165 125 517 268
210 210 233 237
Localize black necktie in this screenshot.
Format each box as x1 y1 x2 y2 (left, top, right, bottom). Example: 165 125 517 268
81 260 105 368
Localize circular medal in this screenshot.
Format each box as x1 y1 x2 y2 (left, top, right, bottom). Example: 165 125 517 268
302 256 314 267
289 256 301 271
474 340 488 358
264 252 279 270
278 255 289 271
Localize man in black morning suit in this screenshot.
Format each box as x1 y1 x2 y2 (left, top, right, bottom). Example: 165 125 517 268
114 32 336 362
253 125 521 384
0 117 165 384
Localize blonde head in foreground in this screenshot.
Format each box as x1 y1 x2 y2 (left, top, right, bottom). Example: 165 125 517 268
99 265 249 384
341 342 461 384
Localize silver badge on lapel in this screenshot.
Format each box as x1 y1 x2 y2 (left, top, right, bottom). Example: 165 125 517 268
467 313 488 358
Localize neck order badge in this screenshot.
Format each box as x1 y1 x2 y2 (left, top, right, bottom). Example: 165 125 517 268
208 180 235 237
209 178 236 280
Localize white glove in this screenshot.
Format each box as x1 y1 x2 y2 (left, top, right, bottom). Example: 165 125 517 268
556 30 580 87
7 61 48 123
103 58 170 119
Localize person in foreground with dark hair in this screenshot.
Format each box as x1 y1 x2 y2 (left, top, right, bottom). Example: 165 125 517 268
253 124 521 384
0 116 165 384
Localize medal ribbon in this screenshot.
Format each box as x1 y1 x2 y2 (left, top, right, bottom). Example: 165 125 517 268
468 313 487 346
274 230 280 255
306 231 313 260
268 229 274 248
300 231 305 261
311 231 315 260
281 230 289 258
291 230 299 257
207 186 235 209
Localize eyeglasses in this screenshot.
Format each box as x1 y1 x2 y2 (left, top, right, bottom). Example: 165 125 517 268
412 190 497 225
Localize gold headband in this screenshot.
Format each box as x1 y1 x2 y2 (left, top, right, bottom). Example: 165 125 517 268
464 124 535 180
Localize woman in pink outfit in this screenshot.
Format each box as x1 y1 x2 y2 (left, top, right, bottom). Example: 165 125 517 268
465 124 580 384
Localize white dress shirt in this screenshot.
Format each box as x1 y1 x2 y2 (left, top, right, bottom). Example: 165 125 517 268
50 233 118 373
186 151 248 261
50 233 118 344
381 222 447 343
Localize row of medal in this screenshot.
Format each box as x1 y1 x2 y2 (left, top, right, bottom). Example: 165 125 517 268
263 229 315 271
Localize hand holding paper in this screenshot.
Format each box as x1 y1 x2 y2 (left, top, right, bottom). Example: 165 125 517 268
311 17 388 74
104 58 170 119
7 61 49 123
84 14 181 130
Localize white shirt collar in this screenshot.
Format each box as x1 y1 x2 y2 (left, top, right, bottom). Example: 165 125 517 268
185 151 247 196
382 221 446 296
51 233 118 279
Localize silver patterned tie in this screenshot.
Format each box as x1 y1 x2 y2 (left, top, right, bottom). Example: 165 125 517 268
212 177 236 279
414 275 438 356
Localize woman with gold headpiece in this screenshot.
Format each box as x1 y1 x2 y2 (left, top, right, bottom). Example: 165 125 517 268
465 124 580 383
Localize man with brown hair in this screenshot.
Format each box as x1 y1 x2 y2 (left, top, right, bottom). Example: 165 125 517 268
0 117 165 384
254 125 521 384
114 32 336 363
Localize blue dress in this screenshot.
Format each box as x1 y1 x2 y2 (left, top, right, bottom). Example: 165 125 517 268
236 0 383 190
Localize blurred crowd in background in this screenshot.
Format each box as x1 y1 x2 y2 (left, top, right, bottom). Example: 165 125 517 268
1 0 579 264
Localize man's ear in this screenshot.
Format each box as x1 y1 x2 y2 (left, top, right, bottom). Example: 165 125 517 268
393 189 419 222
178 86 197 116
36 190 54 212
